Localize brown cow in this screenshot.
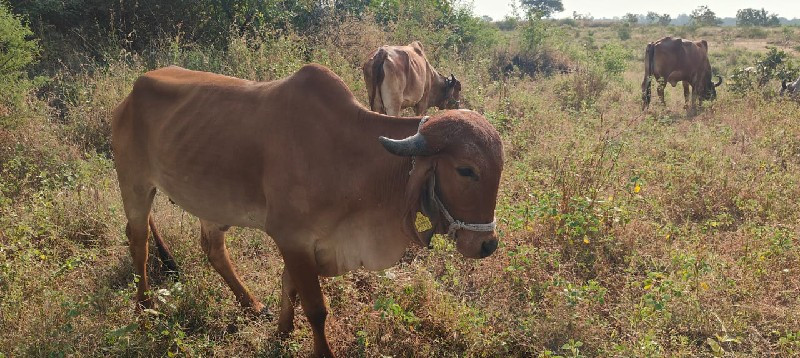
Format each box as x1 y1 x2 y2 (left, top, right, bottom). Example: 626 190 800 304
112 64 503 357
362 41 461 116
641 37 722 112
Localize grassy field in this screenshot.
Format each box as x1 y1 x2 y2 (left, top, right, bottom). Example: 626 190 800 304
1 7 800 357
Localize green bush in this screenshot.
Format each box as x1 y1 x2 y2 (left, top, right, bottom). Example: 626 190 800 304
555 69 607 111
0 2 39 123
594 43 629 76
616 22 631 40
728 47 798 96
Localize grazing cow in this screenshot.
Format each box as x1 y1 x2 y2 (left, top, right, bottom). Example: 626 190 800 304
112 64 503 357
641 36 722 112
781 75 800 97
362 41 461 116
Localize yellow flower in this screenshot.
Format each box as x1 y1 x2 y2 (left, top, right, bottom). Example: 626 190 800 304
583 236 590 244
634 183 641 193
415 212 432 232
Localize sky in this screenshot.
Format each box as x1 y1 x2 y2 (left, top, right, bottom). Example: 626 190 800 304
471 0 800 21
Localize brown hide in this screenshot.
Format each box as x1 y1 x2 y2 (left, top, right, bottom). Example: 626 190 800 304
362 41 461 116
641 37 721 111
112 64 502 357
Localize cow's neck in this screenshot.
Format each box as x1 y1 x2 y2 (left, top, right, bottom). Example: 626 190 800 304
425 66 447 109
353 108 424 206
310 108 424 276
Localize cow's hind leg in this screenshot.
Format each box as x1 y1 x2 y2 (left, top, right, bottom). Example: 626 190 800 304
149 216 179 276
380 75 403 116
277 268 299 337
199 220 265 314
641 76 652 110
119 183 156 309
657 78 667 106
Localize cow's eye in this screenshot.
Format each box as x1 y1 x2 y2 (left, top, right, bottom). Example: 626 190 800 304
456 167 478 180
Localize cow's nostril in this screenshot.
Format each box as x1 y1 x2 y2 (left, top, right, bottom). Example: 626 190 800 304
480 240 498 258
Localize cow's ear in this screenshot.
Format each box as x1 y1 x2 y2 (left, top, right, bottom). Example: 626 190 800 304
447 74 458 88
699 40 708 50
411 41 425 56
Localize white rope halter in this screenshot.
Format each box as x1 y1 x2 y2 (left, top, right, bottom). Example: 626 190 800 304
411 117 497 238
427 174 497 237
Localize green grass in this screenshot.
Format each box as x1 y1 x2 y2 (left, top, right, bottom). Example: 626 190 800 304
1 17 799 357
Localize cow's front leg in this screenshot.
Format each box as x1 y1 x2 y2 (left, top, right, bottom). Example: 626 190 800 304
689 86 698 115
682 81 690 109
277 268 298 338
283 253 334 357
414 102 428 116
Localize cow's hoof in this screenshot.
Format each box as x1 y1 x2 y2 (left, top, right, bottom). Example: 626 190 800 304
135 297 154 311
247 302 272 320
276 324 294 340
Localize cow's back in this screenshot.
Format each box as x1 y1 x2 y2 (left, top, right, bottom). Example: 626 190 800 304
651 37 710 83
112 65 362 229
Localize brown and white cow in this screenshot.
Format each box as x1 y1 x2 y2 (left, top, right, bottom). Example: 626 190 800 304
362 41 461 116
112 64 503 357
641 36 722 112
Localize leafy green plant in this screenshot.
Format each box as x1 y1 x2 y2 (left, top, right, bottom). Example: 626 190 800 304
728 47 797 95
0 2 40 123
374 296 420 329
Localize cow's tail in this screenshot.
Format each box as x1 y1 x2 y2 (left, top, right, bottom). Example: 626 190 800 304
149 215 179 276
642 43 655 110
370 48 388 113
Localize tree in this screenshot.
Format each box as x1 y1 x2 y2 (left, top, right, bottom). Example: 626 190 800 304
623 13 638 24
646 11 671 26
689 6 722 26
572 11 592 21
520 0 564 18
736 8 780 27
657 13 672 26
0 2 40 117
646 11 659 24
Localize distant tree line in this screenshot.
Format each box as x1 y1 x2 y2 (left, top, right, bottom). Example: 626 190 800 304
5 0 494 71
594 6 788 27
736 8 780 27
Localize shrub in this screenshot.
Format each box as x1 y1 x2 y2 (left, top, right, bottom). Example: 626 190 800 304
555 69 607 111
616 22 631 40
728 47 798 96
0 2 39 123
595 43 629 76
739 26 768 39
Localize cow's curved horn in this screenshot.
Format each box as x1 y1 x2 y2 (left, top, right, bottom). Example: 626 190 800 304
379 133 434 157
714 75 723 87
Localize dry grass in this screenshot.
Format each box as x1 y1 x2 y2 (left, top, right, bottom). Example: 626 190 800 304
1 20 800 357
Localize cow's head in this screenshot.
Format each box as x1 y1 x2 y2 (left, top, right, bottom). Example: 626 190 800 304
379 110 503 259
702 74 723 101
781 78 798 96
437 74 462 110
